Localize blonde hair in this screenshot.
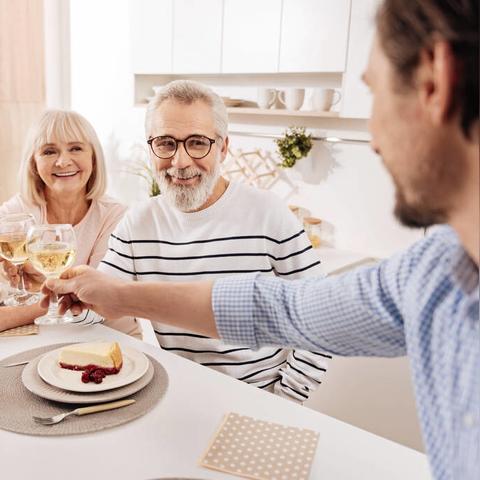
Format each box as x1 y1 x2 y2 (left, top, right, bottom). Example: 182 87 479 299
19 110 107 206
145 80 228 139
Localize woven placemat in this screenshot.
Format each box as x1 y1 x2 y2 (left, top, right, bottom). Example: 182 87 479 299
0 324 39 337
0 343 168 436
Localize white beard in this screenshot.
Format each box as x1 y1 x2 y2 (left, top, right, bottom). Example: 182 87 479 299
156 161 221 212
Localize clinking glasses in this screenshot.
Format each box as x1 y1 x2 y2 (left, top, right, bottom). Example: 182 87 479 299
147 134 217 160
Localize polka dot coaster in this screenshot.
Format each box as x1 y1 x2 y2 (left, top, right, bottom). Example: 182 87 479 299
199 412 319 480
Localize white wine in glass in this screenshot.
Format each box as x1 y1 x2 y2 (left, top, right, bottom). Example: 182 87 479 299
0 234 28 263
0 213 37 305
26 224 76 325
29 243 76 277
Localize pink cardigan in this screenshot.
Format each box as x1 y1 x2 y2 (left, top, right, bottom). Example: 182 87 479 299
0 194 127 268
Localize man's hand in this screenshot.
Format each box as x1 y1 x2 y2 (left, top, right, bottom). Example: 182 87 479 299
1 258 45 291
40 266 127 319
41 265 219 338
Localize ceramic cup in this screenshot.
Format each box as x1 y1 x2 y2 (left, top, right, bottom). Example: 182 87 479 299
278 88 305 110
257 88 277 109
312 88 341 111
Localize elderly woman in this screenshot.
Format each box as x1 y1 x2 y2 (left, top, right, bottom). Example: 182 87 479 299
0 109 127 331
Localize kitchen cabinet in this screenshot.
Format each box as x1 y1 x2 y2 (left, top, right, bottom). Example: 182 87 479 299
222 0 282 73
341 0 380 118
131 0 351 75
173 0 223 73
130 0 173 73
129 0 376 120
279 0 350 72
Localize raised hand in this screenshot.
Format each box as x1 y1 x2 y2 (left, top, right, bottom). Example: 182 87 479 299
40 265 127 319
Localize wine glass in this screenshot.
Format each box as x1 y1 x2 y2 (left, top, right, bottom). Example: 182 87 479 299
26 224 76 325
0 213 38 306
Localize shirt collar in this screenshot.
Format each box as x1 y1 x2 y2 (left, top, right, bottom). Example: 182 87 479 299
450 243 479 297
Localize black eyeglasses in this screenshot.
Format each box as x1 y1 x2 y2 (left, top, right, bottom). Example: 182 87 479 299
147 134 217 160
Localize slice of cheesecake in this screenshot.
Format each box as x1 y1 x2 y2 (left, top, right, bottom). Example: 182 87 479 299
58 342 123 372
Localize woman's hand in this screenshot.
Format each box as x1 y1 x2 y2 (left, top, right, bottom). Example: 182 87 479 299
0 258 45 292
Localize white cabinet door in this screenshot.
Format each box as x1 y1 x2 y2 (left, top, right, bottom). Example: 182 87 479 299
130 0 173 73
173 0 223 73
222 0 282 73
341 0 380 118
279 0 350 72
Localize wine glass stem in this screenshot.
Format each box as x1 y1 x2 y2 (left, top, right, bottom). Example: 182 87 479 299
17 264 27 295
47 290 59 317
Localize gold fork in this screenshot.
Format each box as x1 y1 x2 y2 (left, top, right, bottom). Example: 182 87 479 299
0 360 30 367
33 399 136 425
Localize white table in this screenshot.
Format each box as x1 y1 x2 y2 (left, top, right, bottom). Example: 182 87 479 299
316 246 379 277
0 324 431 480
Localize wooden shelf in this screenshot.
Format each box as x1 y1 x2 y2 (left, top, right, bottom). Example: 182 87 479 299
135 104 340 118
226 107 339 118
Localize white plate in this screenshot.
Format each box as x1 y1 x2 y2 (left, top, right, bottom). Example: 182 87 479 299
23 354 155 404
37 345 149 393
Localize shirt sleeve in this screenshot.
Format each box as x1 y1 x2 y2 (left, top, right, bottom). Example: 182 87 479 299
267 203 322 279
274 349 330 403
212 237 426 356
87 203 128 268
96 215 142 335
264 200 328 401
70 309 104 325
97 215 136 282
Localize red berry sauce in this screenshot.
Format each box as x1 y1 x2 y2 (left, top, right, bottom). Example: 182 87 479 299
60 362 122 384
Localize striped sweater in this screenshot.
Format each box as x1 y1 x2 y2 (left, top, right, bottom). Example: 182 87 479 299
100 181 330 402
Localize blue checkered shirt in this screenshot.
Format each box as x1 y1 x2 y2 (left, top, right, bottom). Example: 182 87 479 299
213 226 479 480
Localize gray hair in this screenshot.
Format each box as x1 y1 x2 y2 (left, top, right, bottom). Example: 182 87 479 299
145 80 228 139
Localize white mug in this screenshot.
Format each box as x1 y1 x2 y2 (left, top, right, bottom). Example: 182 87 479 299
257 88 277 109
278 88 305 111
312 88 341 111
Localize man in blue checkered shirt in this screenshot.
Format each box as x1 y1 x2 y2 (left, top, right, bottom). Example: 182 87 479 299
44 1 478 478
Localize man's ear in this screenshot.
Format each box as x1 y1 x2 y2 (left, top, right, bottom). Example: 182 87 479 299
417 40 456 126
220 136 229 163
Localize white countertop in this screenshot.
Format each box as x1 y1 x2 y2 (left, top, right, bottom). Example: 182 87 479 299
0 324 431 480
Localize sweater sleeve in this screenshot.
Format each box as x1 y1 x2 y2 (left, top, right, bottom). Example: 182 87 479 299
274 350 330 403
97 213 136 281
71 208 129 329
0 196 22 216
97 213 141 335
265 200 329 402
87 201 128 268
0 194 42 222
268 207 322 279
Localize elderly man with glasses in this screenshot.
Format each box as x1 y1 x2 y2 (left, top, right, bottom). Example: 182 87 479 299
99 80 330 403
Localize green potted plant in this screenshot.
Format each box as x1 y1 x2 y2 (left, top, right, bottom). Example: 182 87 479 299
275 126 313 168
124 143 161 197
130 159 161 197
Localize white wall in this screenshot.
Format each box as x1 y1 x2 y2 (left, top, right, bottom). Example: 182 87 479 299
44 0 71 109
68 0 423 258
226 129 424 257
69 0 147 204
305 356 425 452
67 0 425 450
